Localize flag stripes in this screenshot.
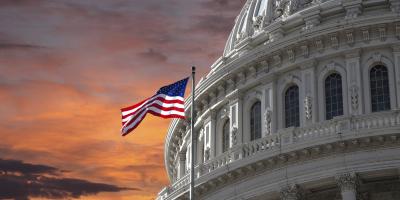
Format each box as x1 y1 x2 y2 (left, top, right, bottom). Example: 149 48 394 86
120 78 188 136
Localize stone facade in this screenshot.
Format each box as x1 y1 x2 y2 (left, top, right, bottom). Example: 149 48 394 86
157 0 400 200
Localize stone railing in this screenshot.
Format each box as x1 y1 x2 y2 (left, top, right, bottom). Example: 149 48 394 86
171 173 189 191
202 150 232 173
164 110 400 198
242 134 280 158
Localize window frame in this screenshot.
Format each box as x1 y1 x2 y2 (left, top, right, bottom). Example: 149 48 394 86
325 73 344 120
250 101 262 141
222 119 230 153
369 65 391 112
284 85 300 128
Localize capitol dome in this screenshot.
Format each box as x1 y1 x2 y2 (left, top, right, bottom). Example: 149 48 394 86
158 0 400 199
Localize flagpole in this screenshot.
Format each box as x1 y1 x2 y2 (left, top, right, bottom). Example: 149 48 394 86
190 66 196 200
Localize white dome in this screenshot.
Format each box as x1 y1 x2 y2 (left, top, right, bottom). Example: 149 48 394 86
158 0 400 199
224 0 320 57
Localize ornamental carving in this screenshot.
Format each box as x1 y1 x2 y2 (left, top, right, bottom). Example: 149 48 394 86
273 0 314 20
204 147 210 161
220 107 230 120
362 28 370 42
264 109 272 135
345 4 362 19
335 172 358 192
350 85 359 111
280 184 303 200
253 16 264 30
304 96 312 120
231 122 238 146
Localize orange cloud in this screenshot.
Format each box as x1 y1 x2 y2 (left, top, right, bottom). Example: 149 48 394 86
0 0 244 199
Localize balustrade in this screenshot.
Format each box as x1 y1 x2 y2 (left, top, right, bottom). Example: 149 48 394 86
166 110 400 196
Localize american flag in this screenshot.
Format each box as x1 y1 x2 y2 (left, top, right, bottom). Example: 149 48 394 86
121 78 189 136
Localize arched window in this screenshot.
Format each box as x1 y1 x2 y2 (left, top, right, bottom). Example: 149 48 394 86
222 120 230 153
370 65 391 112
325 73 344 120
285 85 300 128
250 101 262 141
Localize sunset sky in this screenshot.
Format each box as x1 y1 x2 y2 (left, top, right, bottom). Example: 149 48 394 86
0 0 245 199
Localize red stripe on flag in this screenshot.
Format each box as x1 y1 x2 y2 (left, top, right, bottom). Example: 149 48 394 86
122 111 185 136
121 99 184 120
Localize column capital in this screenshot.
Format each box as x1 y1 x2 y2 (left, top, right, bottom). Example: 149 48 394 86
335 172 358 191
280 184 303 200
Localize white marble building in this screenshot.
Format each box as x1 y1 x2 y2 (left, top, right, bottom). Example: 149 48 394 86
157 0 400 199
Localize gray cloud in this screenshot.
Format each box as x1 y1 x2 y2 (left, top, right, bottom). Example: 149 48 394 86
201 0 247 11
0 158 138 200
0 43 43 50
138 48 168 63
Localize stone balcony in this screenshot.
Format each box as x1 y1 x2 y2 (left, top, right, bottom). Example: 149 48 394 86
158 110 400 200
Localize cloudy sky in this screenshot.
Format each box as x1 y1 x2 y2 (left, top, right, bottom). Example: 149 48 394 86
0 0 245 199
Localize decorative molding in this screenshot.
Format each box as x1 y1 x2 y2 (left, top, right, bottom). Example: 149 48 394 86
301 43 309 58
371 52 383 63
335 172 358 192
304 96 312 120
220 107 230 120
350 85 359 112
346 30 354 45
287 48 295 63
315 37 324 52
280 184 303 200
378 25 387 41
389 0 400 13
273 53 282 66
237 72 246 85
231 122 238 146
361 27 370 42
330 34 339 49
264 109 272 135
248 66 257 78
344 0 362 19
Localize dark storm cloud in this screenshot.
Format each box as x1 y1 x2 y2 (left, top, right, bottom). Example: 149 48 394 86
201 0 247 11
138 48 168 63
0 158 138 199
0 43 43 50
0 158 58 175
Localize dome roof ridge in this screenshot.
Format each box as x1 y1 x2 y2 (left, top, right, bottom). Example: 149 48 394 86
223 0 322 57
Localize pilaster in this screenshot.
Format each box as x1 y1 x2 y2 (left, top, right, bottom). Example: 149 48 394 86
301 61 317 125
228 90 243 147
392 44 400 108
178 151 186 179
345 49 363 115
262 80 277 136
